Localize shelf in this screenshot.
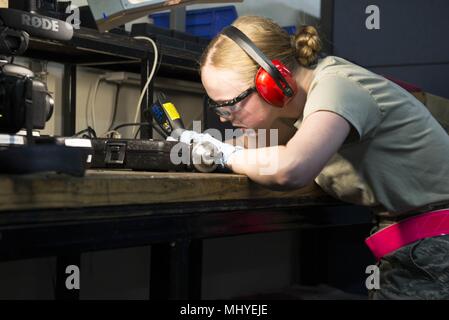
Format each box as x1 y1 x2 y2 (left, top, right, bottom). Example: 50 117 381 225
24 27 201 81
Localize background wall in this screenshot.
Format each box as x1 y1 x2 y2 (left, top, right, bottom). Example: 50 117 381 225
323 0 449 99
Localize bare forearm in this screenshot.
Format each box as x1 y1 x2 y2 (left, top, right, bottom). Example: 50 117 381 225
228 145 304 190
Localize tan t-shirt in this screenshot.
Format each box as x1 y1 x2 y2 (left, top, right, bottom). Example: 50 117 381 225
294 56 449 217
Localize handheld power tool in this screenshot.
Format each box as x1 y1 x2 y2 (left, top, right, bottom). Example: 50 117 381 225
149 92 185 139
148 92 218 173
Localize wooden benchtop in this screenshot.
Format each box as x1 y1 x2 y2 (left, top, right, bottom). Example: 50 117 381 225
0 170 337 212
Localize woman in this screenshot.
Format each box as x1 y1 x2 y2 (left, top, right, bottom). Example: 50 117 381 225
188 16 449 299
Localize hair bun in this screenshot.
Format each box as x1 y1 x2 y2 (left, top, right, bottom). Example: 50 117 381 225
294 26 322 67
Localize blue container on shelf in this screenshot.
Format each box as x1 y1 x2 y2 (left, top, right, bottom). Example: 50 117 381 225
283 26 297 35
151 5 238 39
151 14 170 29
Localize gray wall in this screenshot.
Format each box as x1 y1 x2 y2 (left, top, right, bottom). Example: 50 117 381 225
325 0 449 99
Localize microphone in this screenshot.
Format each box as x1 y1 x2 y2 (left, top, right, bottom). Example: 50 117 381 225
0 27 29 55
0 8 73 41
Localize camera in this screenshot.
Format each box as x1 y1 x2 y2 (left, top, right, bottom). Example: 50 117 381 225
0 7 90 177
0 62 54 134
0 8 56 135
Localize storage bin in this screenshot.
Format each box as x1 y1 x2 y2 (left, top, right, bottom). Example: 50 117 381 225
151 5 238 39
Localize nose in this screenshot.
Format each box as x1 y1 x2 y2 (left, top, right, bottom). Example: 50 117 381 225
220 116 230 123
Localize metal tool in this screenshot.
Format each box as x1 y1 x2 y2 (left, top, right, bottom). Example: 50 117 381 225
148 92 219 172
191 141 219 173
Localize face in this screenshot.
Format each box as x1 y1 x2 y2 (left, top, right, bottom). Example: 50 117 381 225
201 64 278 130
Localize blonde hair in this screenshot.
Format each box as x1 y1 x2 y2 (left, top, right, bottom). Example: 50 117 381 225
200 16 322 87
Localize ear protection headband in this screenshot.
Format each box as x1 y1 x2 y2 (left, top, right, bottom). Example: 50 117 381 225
221 25 298 108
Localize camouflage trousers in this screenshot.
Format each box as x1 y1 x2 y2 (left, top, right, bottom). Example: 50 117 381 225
369 234 449 300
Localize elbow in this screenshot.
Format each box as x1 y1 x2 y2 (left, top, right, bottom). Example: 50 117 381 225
274 167 313 190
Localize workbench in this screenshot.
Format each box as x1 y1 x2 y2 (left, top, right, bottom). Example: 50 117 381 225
0 170 372 299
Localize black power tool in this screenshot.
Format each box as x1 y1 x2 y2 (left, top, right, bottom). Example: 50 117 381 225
147 92 186 139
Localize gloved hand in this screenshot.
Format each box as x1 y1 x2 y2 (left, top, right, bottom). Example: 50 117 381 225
178 130 243 169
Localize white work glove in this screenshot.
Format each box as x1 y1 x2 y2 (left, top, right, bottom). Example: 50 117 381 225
178 130 243 168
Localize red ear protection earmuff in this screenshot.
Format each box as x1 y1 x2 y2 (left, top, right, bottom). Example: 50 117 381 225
221 26 298 108
255 59 297 108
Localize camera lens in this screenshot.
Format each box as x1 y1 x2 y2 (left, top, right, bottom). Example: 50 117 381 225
45 94 54 121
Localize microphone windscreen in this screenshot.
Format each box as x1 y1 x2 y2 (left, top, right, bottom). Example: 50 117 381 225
0 8 74 41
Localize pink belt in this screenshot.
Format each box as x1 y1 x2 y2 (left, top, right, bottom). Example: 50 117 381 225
365 208 449 261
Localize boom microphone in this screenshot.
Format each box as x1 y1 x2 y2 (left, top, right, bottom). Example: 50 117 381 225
0 8 73 41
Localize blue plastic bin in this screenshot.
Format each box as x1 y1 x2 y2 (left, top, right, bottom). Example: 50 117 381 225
283 26 297 35
151 6 238 39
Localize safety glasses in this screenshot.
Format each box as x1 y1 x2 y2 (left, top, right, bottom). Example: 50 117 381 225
207 87 256 118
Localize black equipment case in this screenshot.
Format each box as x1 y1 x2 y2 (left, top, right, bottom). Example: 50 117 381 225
90 138 188 172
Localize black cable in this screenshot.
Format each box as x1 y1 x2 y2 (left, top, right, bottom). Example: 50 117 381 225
152 124 168 139
132 123 168 139
134 127 141 140
108 84 121 132
72 126 97 138
154 48 163 75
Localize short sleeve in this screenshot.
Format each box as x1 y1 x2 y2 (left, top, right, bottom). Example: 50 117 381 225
304 74 382 140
